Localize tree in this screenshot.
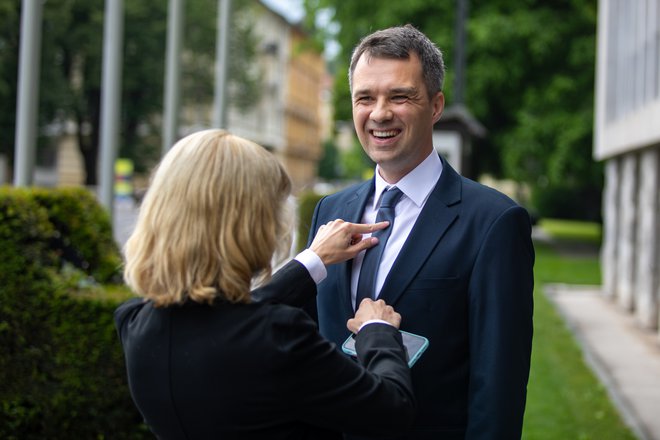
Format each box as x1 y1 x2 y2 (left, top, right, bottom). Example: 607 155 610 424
1 0 263 184
0 1 22 169
304 0 601 220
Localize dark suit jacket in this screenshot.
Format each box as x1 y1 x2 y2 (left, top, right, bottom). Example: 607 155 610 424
308 158 535 439
115 260 415 439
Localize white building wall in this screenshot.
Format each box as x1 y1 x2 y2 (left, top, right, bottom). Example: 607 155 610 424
636 149 660 327
228 3 289 153
601 159 619 300
616 154 638 311
595 0 660 336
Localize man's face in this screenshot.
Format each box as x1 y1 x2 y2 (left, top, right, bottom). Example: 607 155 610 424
351 53 444 183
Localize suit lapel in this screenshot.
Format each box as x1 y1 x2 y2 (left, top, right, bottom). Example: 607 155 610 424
337 180 374 316
378 159 462 306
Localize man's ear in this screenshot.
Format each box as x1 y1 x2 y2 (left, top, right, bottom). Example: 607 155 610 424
431 92 445 124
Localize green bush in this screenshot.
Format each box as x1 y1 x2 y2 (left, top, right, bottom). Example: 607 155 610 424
29 187 123 283
296 190 325 252
0 187 149 438
531 183 602 223
0 188 57 285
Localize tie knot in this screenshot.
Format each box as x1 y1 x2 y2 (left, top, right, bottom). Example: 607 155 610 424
379 187 403 209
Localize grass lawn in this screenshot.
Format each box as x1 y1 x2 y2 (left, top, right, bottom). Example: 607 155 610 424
537 218 603 244
521 219 637 439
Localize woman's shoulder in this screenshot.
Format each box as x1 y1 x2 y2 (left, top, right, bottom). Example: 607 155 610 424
114 297 147 323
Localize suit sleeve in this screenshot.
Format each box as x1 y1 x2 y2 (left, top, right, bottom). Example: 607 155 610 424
268 307 416 436
466 205 535 439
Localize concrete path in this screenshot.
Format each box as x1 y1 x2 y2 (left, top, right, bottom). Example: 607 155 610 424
546 284 660 440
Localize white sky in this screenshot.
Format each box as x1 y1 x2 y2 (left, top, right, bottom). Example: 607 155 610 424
260 0 305 23
259 0 340 60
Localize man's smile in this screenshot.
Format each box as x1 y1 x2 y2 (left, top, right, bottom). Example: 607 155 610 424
371 129 401 139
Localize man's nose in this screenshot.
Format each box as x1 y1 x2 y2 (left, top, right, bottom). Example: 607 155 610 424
370 98 393 123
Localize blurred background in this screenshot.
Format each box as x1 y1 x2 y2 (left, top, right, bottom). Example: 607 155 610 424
1 0 659 438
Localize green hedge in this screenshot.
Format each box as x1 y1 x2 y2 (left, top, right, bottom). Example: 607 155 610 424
0 186 149 439
296 190 325 252
531 183 602 223
0 186 330 438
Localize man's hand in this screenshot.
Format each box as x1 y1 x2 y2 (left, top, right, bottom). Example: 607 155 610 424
310 219 389 266
347 299 401 333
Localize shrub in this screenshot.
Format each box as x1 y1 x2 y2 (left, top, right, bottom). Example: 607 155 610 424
0 187 148 438
296 190 325 252
531 183 602 223
29 187 123 283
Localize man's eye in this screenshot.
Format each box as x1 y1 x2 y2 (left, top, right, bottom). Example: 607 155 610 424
392 95 408 102
355 96 373 103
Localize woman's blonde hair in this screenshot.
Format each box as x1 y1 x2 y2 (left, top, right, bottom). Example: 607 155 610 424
123 129 293 306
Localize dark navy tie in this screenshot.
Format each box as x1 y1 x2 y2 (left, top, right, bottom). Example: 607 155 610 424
355 187 404 310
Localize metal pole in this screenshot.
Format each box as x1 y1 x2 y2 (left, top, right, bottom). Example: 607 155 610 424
98 0 124 215
162 0 184 155
13 0 44 187
213 0 232 129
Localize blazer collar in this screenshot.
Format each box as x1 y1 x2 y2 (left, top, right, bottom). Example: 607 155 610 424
335 179 374 316
378 156 463 306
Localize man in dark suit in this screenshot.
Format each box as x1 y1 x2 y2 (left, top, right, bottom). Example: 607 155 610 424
307 25 535 439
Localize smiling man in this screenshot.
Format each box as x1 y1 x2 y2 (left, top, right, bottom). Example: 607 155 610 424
306 25 535 440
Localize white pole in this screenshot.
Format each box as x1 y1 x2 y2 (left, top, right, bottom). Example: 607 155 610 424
213 0 232 128
98 0 124 215
162 0 184 155
13 0 44 187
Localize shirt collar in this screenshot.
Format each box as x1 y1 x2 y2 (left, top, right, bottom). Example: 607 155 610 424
373 152 443 209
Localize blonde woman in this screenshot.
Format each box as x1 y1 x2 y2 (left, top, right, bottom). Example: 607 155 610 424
115 129 415 439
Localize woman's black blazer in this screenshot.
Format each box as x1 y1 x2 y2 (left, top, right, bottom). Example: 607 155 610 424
115 260 415 439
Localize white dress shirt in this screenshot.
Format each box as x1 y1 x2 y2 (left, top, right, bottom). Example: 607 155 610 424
294 151 442 313
350 152 443 309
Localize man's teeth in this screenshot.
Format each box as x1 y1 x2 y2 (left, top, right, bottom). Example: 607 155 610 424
373 130 398 138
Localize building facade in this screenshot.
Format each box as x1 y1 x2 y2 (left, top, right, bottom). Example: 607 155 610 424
50 0 327 196
594 0 660 335
187 0 325 195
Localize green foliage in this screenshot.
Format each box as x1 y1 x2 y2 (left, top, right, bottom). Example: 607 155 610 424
341 138 374 181
0 1 20 162
531 180 602 222
0 0 266 181
0 188 57 289
318 135 373 182
0 187 146 438
0 281 146 439
296 190 326 252
32 187 123 282
304 0 601 220
318 139 341 180
0 186 123 283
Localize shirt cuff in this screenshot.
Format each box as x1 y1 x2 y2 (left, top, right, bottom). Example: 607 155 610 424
294 249 327 284
358 319 395 332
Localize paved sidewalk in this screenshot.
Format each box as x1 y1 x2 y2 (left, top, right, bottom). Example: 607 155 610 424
546 284 660 440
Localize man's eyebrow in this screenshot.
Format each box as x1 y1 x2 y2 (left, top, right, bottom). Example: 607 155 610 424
352 88 371 97
390 87 418 95
353 86 419 97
